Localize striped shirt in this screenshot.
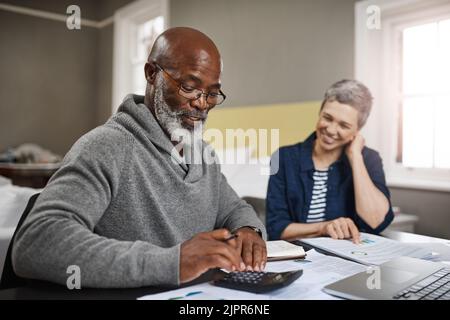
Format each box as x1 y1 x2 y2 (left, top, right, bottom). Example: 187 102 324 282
306 169 329 223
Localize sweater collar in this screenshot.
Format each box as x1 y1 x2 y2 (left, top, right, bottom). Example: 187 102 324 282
116 95 187 164
116 95 206 181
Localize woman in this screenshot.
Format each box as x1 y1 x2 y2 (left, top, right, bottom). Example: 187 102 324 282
266 79 394 242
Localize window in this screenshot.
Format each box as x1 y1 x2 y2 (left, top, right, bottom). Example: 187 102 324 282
355 0 450 191
400 19 450 169
112 0 168 112
132 17 165 96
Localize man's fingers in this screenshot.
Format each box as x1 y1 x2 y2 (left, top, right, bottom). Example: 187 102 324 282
203 229 241 251
194 237 242 270
207 241 242 269
226 237 239 249
261 243 267 270
234 237 245 270
241 240 253 271
206 228 232 241
205 255 234 272
252 243 264 271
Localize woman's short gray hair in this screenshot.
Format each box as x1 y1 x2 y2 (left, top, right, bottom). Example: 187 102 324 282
320 79 373 128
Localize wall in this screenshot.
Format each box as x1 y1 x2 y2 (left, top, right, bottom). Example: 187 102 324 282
0 0 134 155
390 188 450 239
170 0 357 107
205 101 320 155
0 0 99 156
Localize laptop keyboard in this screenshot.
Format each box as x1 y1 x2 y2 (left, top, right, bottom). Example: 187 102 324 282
393 268 450 300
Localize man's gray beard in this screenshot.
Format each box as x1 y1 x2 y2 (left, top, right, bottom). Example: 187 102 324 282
152 74 206 150
153 74 187 142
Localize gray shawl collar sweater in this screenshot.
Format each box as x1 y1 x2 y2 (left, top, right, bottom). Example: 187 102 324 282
12 94 266 288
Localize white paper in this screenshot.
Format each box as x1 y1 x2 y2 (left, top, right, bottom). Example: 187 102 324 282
264 249 367 300
301 232 433 265
138 283 270 300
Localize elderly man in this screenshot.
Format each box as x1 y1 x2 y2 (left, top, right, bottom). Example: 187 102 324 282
12 27 267 288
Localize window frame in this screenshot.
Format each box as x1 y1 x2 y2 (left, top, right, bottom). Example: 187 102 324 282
112 0 169 113
355 0 450 192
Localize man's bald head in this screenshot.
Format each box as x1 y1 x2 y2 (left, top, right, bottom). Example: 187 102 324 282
148 27 222 72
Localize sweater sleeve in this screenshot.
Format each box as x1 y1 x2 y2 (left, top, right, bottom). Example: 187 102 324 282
12 128 180 288
214 172 267 240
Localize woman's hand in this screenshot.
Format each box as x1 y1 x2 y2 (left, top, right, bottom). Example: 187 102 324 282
319 217 361 244
345 134 365 162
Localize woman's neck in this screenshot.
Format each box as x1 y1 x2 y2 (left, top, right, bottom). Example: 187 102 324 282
312 141 343 170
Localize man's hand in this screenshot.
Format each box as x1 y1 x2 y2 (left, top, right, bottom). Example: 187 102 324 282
319 218 361 244
180 229 245 283
345 133 365 162
235 227 267 272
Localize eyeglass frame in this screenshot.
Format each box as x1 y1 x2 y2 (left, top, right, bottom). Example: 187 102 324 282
153 63 226 106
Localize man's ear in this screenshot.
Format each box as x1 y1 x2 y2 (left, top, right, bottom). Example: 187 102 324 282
145 62 157 84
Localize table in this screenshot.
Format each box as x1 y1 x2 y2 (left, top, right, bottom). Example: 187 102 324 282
0 230 448 300
0 163 60 188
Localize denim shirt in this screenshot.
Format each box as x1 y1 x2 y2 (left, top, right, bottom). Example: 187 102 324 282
266 132 394 240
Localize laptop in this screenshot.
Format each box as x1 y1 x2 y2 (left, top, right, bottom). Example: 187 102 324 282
323 256 450 300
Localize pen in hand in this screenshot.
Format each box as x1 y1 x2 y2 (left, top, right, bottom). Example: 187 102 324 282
224 233 238 241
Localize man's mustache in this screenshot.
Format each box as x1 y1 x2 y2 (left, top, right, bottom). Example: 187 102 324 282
178 110 208 120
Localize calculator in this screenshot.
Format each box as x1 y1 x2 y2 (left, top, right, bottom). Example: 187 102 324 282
211 269 303 293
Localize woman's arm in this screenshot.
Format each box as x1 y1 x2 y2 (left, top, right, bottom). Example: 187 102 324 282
281 217 360 243
280 222 324 241
346 135 390 229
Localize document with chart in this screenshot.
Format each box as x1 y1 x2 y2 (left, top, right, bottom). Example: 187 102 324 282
301 232 433 266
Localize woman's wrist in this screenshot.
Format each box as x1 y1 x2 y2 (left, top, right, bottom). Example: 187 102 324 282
317 221 327 236
348 151 363 166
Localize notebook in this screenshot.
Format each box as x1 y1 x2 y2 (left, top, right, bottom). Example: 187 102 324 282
266 240 306 261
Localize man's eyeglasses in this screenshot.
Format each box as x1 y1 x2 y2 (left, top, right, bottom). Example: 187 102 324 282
154 63 226 106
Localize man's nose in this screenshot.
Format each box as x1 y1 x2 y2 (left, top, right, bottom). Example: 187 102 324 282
190 93 209 111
